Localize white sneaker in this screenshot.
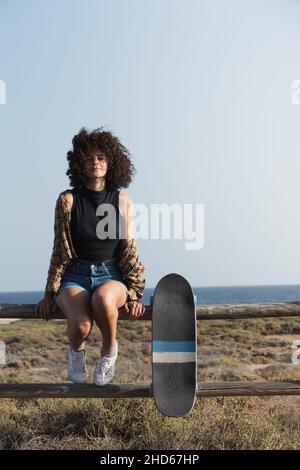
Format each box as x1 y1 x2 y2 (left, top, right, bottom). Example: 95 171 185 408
94 342 118 386
68 348 88 383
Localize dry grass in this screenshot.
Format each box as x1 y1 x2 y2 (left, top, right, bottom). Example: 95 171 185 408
0 316 300 449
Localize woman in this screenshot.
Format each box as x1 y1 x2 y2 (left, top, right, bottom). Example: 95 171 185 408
35 127 146 386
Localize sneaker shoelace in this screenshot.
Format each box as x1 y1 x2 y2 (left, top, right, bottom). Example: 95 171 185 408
97 356 114 375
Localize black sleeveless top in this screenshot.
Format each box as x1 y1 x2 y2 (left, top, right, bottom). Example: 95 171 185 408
70 184 123 262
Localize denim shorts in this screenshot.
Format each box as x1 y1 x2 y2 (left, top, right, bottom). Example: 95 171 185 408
56 258 128 299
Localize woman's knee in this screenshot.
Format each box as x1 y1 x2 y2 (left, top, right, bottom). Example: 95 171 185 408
68 320 92 340
91 291 116 313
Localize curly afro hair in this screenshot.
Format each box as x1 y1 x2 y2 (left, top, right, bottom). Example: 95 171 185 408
66 127 136 189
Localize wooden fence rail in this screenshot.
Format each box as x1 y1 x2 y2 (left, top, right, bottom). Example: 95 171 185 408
1 301 300 320
0 381 300 398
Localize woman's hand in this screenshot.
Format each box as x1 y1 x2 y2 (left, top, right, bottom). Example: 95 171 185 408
34 293 57 321
124 301 145 321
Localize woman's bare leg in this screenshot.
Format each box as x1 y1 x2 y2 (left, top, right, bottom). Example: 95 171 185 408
91 280 127 354
55 288 93 349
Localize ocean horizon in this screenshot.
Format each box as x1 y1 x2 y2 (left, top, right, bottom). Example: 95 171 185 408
1 284 300 305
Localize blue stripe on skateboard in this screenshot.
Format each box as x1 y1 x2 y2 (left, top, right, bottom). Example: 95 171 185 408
153 341 196 353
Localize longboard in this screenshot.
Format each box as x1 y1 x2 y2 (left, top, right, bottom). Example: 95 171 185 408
152 273 197 417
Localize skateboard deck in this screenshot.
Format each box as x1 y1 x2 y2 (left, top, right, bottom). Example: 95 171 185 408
152 273 197 417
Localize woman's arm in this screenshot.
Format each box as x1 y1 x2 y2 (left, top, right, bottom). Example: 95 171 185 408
118 192 146 318
119 191 135 241
44 194 63 297
35 194 63 320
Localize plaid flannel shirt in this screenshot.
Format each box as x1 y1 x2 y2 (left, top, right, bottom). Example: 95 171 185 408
45 189 146 302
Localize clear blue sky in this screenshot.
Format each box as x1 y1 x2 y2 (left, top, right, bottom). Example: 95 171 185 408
1 0 300 291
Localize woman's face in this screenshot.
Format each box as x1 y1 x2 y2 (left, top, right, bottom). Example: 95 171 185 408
83 150 108 180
